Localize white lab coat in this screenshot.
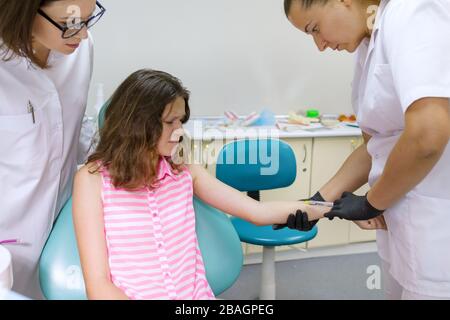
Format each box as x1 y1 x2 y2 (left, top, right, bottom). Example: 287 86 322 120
0 34 93 299
352 0 450 297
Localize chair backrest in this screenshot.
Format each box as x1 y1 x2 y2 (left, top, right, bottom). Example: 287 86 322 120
193 197 243 295
97 99 109 129
39 194 243 299
216 139 297 191
39 198 86 300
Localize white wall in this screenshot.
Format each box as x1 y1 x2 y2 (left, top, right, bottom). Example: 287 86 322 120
88 0 355 117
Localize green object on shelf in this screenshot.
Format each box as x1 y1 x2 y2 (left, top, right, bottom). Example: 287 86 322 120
306 109 320 118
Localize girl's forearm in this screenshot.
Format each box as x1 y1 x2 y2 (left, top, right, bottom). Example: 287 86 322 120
253 201 330 226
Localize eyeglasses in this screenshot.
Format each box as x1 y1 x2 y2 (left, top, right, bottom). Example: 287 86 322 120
38 1 106 39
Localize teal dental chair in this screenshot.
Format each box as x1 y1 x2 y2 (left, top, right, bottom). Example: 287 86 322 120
38 102 243 299
39 197 243 299
216 139 318 300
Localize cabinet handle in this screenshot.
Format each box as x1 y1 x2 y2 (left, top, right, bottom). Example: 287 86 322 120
303 144 307 163
350 139 358 151
204 143 210 169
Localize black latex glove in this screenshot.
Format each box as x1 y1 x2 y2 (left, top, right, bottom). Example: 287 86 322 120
272 192 324 231
324 192 385 221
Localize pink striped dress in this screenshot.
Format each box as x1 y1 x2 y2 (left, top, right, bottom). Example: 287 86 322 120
99 157 215 300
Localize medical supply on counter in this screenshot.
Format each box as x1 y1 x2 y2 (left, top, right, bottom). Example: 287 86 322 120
276 121 305 132
320 114 340 128
224 111 239 124
343 122 360 128
223 110 276 127
241 112 261 126
0 245 13 291
250 109 276 126
276 120 329 132
306 109 320 118
296 109 320 121
288 112 313 125
338 114 357 122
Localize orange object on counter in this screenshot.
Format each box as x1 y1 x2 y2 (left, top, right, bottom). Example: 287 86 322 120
338 114 348 122
338 114 357 122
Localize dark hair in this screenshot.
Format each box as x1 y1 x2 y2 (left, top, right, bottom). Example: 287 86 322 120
284 0 329 17
0 0 60 68
87 69 191 190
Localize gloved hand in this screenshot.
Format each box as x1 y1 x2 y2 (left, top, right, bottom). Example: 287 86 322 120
272 192 324 231
324 192 385 221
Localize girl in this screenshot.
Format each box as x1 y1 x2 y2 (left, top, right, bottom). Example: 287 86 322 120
0 0 104 299
73 69 330 300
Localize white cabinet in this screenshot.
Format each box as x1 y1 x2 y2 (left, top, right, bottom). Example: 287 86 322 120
260 138 312 202
307 136 375 248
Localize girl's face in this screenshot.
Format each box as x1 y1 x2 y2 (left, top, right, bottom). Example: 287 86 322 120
288 0 371 53
158 97 186 158
32 0 96 55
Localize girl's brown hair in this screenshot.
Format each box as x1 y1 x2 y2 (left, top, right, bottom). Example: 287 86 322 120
88 69 191 190
0 0 60 69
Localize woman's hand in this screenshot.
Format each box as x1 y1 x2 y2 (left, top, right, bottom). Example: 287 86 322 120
273 192 325 231
273 210 317 232
353 215 387 230
324 192 385 221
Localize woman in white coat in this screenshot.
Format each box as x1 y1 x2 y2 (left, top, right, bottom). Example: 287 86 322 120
283 0 450 299
0 0 105 299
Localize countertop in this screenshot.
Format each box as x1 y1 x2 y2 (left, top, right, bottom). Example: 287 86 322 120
184 116 362 140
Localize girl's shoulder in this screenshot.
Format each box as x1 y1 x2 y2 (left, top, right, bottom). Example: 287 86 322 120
74 162 103 190
184 163 197 176
184 164 207 182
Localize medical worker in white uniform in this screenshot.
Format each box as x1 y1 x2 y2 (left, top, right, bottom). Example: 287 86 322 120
284 0 450 299
0 0 105 299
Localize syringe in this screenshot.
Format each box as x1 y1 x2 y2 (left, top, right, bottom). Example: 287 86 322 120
302 200 334 208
